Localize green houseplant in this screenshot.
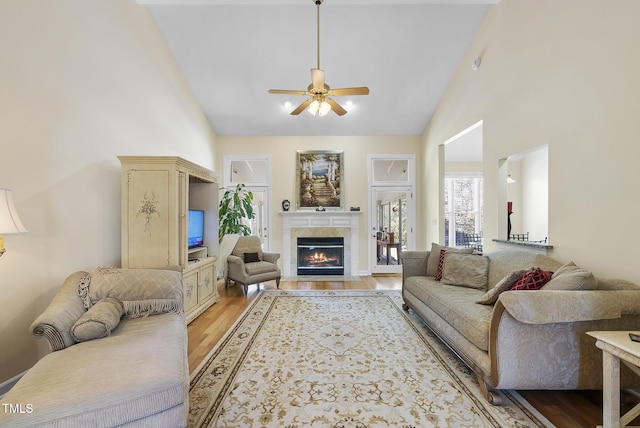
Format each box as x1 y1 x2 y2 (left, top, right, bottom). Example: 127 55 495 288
218 183 254 241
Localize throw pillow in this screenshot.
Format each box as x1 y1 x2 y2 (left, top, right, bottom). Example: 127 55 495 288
542 261 597 290
435 249 447 281
426 243 474 277
244 252 261 263
476 269 528 305
77 267 183 319
510 267 553 291
71 297 123 342
440 252 490 290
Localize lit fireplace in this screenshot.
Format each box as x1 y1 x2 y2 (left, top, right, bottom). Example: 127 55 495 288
297 237 344 275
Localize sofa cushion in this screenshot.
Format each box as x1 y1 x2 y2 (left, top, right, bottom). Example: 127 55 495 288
542 261 597 290
77 267 183 319
426 243 473 276
404 276 492 351
441 252 490 290
71 297 123 342
476 269 528 305
486 250 563 289
511 268 553 291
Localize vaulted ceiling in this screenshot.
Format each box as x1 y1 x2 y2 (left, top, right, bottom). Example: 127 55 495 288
141 0 495 138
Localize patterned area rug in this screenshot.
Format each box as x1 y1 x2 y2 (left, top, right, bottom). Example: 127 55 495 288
189 290 553 427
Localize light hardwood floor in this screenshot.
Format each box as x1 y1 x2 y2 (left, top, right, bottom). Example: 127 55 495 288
187 275 625 428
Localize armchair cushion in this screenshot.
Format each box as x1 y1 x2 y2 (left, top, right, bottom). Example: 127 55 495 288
245 261 279 276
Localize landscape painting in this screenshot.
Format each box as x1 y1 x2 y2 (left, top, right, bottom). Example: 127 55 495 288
296 150 344 210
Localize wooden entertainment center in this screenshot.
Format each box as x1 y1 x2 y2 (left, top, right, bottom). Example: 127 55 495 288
119 156 221 323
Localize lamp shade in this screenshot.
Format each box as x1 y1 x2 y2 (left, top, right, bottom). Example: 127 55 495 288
0 188 27 234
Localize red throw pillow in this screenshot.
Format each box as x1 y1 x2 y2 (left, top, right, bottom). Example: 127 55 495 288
435 249 447 281
510 268 553 291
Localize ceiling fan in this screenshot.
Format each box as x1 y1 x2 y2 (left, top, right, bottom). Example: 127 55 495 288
268 0 369 116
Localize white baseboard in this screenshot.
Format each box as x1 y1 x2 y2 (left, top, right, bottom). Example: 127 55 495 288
0 370 27 398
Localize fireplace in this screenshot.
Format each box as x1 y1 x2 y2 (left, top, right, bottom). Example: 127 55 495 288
297 237 344 275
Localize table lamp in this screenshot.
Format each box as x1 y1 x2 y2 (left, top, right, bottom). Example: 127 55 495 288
0 188 28 257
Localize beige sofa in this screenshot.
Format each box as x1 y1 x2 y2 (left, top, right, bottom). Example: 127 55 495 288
401 247 640 404
0 268 188 427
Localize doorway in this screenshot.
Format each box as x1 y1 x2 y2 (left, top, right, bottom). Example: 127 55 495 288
368 155 415 275
371 187 413 274
223 155 272 250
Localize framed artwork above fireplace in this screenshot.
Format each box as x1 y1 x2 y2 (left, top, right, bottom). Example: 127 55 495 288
296 150 344 210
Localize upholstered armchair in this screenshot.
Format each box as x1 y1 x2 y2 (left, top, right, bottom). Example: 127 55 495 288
225 235 281 295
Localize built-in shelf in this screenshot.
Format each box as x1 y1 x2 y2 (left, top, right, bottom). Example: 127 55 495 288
492 238 553 255
188 246 207 254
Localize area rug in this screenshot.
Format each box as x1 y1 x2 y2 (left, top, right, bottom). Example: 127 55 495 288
189 290 554 427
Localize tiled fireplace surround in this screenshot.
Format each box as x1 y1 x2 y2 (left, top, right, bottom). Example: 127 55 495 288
279 211 362 278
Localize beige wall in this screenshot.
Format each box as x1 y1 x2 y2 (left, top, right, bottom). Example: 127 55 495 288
215 136 421 271
422 0 640 282
0 0 216 382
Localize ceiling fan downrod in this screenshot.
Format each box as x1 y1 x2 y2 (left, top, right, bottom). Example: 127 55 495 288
315 0 322 70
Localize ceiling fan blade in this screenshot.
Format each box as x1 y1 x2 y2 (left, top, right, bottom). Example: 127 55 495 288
311 69 325 91
329 87 370 97
268 89 307 95
291 98 314 115
325 98 347 116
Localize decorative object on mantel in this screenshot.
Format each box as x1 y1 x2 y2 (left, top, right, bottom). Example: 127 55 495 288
297 150 343 210
350 206 360 211
507 201 513 239
315 205 325 212
281 199 290 211
0 188 28 258
219 183 254 241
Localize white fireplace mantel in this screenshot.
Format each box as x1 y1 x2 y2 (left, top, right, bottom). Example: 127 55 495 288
279 211 362 277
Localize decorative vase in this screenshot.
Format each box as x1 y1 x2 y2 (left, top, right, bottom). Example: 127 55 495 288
282 199 290 211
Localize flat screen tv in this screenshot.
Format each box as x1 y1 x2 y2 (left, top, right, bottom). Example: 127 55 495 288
187 209 204 248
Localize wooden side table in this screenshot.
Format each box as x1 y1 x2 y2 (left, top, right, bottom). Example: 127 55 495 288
377 240 401 265
587 331 640 428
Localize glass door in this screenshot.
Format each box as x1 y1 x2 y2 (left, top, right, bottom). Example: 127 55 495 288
370 187 412 274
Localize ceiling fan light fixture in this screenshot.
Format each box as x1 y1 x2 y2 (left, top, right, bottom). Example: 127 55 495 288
308 100 320 115
267 0 368 117
318 100 331 116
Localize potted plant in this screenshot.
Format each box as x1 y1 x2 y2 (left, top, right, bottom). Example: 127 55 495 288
218 183 254 241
